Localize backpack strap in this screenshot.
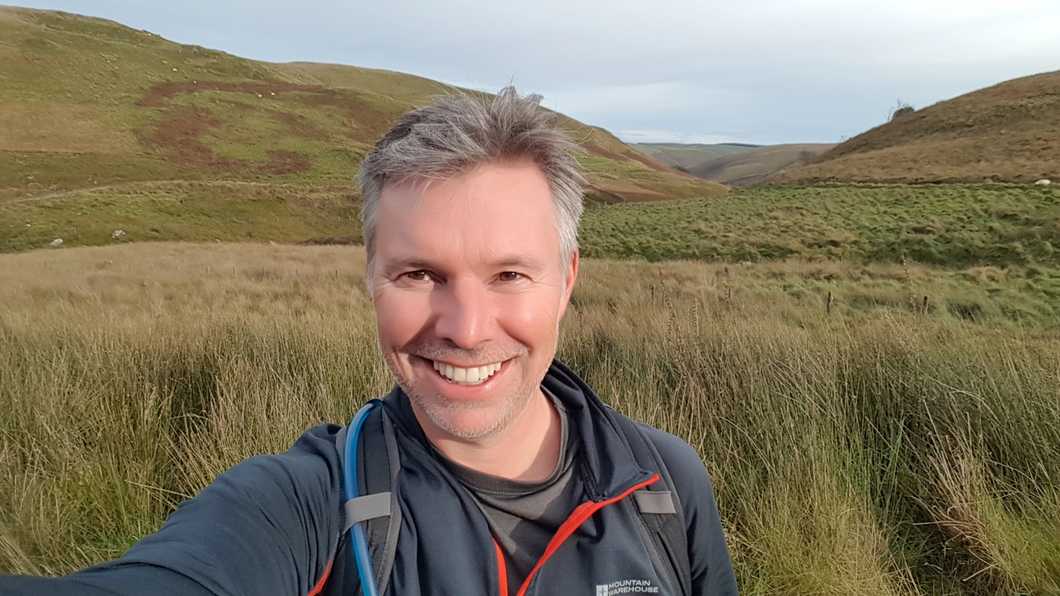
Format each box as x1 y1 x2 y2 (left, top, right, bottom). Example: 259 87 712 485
613 414 693 596
333 402 403 596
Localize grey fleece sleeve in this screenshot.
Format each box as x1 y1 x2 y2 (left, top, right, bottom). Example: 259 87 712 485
646 429 740 596
0 424 346 596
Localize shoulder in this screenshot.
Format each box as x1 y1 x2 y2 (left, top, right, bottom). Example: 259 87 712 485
213 423 345 498
77 424 350 596
616 414 716 498
148 423 348 539
611 415 739 594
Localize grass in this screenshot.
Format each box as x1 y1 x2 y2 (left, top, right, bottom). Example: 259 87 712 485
0 181 362 252
2 243 1059 595
8 182 1059 289
580 184 1060 272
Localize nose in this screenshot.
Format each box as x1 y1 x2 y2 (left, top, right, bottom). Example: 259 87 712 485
433 279 492 349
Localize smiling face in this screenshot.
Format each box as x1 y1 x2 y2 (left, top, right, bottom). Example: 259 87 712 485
369 162 578 444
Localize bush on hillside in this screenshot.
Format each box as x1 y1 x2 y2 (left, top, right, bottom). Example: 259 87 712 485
889 100 916 121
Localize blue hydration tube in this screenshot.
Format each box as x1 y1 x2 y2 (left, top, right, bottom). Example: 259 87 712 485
344 402 381 596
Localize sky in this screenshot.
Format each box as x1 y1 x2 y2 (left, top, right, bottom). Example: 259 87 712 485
11 0 1060 145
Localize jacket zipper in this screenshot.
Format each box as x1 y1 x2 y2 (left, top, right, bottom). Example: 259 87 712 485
495 474 660 596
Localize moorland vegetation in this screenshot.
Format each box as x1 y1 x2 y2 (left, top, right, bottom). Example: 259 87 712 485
2 5 1060 596
1 243 1058 596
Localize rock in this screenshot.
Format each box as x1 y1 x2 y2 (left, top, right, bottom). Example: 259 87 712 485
1035 179 1051 185
50 238 63 247
112 229 126 239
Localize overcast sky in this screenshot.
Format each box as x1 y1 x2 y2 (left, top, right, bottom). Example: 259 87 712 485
11 0 1060 144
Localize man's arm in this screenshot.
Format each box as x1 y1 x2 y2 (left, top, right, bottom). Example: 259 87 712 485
642 426 739 596
1 424 345 596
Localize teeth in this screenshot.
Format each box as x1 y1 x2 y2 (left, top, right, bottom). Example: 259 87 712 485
432 360 503 385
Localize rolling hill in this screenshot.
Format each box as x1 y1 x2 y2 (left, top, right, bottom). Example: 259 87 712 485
632 143 758 170
772 70 1060 184
0 6 726 251
688 143 834 186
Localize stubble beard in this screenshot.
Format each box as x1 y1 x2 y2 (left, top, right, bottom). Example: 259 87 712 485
384 342 541 442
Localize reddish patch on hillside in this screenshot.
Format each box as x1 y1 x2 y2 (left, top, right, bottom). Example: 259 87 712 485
271 112 329 142
142 105 311 175
137 80 392 174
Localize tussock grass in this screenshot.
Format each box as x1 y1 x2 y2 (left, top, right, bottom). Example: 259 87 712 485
2 243 1059 595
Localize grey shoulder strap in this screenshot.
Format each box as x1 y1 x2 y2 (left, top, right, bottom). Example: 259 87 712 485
613 413 692 596
334 404 403 596
343 492 392 532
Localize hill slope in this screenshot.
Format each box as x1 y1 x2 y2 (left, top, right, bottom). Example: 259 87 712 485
773 71 1060 184
0 7 724 217
633 143 758 170
689 143 834 186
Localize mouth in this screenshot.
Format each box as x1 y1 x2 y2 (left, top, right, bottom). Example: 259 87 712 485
430 359 504 386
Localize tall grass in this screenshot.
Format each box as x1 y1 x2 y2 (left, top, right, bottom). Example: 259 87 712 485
2 243 1058 594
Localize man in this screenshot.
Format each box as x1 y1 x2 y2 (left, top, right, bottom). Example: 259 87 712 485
2 87 737 596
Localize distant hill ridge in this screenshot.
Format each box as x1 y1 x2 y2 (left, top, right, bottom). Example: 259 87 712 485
0 6 725 204
633 143 757 169
690 144 835 186
773 70 1060 184
636 143 834 187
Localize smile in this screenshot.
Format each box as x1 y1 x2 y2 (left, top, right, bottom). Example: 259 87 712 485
431 360 503 385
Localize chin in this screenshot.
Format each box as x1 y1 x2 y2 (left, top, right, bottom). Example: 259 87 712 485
413 391 524 441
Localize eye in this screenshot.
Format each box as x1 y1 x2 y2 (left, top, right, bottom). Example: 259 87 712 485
403 270 432 282
498 271 523 282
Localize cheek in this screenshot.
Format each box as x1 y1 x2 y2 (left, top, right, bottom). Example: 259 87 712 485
373 290 430 346
500 295 563 347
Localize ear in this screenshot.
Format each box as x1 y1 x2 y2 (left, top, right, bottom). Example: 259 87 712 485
557 249 579 320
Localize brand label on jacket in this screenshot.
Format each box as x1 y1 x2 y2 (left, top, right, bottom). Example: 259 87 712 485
595 579 660 596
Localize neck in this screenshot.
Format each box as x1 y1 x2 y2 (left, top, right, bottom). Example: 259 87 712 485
425 389 562 482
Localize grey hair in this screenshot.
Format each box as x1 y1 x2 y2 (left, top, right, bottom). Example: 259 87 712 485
356 86 586 271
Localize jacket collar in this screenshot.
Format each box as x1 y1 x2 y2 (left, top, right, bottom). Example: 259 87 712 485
381 359 654 500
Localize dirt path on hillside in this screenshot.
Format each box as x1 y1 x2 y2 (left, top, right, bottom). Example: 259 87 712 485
1 184 125 205
1 180 356 206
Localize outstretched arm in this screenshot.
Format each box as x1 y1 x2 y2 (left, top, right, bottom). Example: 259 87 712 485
1 424 345 596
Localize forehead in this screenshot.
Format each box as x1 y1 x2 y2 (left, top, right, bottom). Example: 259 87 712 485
374 163 561 267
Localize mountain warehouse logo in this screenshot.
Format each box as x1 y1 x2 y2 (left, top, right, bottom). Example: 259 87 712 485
595 579 660 595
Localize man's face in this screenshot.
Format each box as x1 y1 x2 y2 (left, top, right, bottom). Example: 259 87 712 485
369 162 578 443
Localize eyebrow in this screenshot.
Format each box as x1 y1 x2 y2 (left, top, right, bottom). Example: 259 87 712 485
380 258 435 275
491 256 548 270
381 255 548 275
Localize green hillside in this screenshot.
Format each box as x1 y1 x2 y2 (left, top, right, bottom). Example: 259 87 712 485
0 6 725 251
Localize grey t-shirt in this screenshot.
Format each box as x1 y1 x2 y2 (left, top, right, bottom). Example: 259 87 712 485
434 394 583 592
